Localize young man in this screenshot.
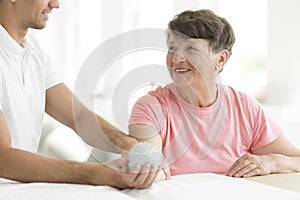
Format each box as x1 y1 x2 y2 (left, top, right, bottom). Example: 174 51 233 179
0 0 158 189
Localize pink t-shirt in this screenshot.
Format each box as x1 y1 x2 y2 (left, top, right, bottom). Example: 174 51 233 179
129 83 283 175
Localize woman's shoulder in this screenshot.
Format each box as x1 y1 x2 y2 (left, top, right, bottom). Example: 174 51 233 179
148 83 175 98
221 85 254 99
221 84 261 109
136 83 176 107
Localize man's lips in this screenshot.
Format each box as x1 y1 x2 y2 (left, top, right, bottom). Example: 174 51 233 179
42 10 51 17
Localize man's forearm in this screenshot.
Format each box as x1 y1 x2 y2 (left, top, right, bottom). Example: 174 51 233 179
73 106 137 154
95 115 138 152
0 148 103 185
0 148 161 189
63 93 137 154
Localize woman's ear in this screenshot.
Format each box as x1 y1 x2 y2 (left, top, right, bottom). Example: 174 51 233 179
215 49 229 73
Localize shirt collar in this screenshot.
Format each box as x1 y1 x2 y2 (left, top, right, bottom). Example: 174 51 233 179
0 24 33 57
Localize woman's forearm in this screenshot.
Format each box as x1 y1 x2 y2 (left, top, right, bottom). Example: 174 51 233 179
270 154 300 173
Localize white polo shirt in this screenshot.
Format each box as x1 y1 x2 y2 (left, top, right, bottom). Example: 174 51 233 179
0 25 62 152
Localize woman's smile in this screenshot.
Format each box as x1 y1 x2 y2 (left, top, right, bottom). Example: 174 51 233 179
174 68 191 73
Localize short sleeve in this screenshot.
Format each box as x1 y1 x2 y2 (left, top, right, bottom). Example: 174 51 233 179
129 94 166 133
45 54 62 90
26 34 62 90
249 98 283 151
0 73 3 110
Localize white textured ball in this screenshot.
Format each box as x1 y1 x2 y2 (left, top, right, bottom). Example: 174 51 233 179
128 142 163 171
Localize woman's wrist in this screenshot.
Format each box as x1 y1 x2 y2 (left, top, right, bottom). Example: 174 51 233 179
269 154 297 173
162 167 171 180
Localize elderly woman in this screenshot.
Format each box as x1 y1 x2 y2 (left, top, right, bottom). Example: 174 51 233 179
129 9 300 179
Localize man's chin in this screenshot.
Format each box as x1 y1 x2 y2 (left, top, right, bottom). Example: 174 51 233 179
30 23 47 30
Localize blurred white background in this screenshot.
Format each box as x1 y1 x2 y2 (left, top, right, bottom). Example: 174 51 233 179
34 0 300 161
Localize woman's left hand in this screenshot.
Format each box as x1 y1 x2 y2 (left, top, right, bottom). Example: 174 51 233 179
226 154 276 178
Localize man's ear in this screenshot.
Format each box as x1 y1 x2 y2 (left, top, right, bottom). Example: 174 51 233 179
215 49 229 73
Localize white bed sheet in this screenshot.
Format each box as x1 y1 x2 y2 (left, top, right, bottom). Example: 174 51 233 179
1 173 299 200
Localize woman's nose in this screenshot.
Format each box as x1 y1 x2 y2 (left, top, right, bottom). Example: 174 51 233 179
172 52 186 64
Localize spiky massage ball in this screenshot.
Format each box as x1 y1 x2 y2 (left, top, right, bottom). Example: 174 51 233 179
128 142 163 171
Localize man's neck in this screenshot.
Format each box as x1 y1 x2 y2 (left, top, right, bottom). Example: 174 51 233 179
4 25 28 46
0 15 28 46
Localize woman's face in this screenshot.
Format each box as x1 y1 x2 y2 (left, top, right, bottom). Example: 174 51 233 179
166 34 218 88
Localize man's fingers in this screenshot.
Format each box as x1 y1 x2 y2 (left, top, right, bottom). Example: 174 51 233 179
141 165 159 187
123 164 141 183
120 163 161 189
133 164 151 185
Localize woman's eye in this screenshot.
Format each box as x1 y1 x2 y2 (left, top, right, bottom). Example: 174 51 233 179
187 46 198 52
168 46 177 52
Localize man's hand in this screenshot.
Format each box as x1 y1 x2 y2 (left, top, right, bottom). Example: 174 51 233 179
120 164 159 189
100 157 160 189
226 154 276 178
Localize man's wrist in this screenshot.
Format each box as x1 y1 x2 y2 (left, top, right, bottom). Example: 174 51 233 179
84 162 117 186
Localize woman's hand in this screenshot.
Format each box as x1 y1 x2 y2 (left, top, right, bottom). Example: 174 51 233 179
226 154 276 178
